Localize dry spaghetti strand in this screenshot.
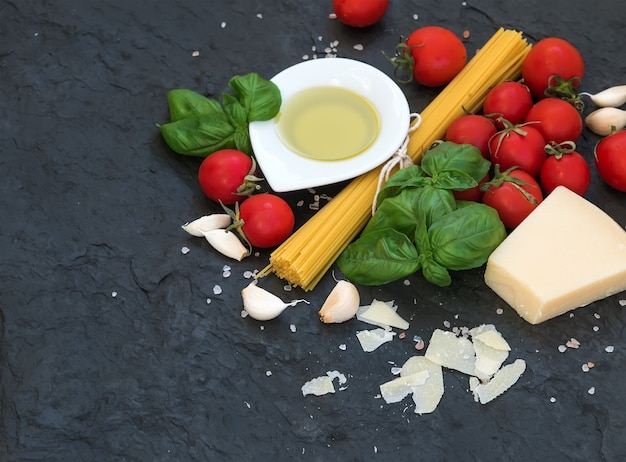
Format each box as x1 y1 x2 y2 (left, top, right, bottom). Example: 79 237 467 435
259 28 531 291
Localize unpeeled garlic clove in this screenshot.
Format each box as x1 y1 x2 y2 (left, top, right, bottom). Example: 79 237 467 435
182 214 231 237
319 280 360 324
241 281 308 321
581 85 626 107
203 229 249 261
585 107 626 136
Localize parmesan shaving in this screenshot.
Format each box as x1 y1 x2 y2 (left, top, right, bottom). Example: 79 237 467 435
301 370 347 396
471 359 527 404
356 299 409 330
356 328 396 352
380 370 429 404
424 329 476 375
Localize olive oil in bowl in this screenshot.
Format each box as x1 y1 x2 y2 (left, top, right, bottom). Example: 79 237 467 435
275 86 380 161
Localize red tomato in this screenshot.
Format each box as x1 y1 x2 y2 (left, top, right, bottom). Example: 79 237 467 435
524 98 583 144
521 37 584 100
594 130 626 192
539 149 590 196
405 26 467 87
482 81 533 129
333 0 388 28
198 149 259 205
445 115 497 159
489 124 547 178
482 168 543 229
239 194 295 248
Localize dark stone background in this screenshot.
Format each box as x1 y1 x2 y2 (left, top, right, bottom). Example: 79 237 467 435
1 1 625 460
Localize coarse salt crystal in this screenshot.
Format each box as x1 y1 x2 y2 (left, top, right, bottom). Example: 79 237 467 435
256 13 263 18
192 50 200 57
266 370 272 376
594 312 601 319
558 345 567 353
496 308 504 314
213 285 222 295
206 298 212 304
181 246 190 254
353 44 364 51
593 326 600 332
619 299 626 307
403 279 410 286
588 386 596 395
221 21 226 28
111 291 118 298
290 324 296 333
329 13 337 19
339 344 347 351
605 345 615 353
566 338 580 349
582 363 590 373
413 14 419 20
550 396 557 403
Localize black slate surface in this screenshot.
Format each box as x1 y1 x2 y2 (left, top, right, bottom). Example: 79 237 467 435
2 1 626 461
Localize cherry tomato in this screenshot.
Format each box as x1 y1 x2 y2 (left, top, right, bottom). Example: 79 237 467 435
482 81 533 129
482 168 543 229
521 37 584 100
332 0 388 28
239 193 295 248
524 98 583 144
594 130 626 192
198 149 260 205
445 115 497 159
405 26 467 87
539 148 590 196
489 124 547 178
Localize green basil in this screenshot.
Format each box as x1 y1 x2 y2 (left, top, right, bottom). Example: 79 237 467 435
228 73 282 122
375 164 428 207
158 114 236 156
158 73 281 156
429 202 506 270
421 141 491 191
337 229 420 286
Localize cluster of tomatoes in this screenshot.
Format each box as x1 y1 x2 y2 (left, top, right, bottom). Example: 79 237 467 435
443 37 612 229
197 149 295 248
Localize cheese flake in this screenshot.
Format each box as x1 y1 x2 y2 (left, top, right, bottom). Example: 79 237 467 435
356 328 396 352
425 329 476 375
401 356 444 414
380 370 429 404
356 299 409 330
471 359 526 404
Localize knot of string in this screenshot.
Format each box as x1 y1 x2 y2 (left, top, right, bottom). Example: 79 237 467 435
372 112 422 215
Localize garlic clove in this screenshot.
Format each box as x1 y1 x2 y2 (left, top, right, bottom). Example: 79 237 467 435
203 229 249 261
581 85 626 108
585 107 626 136
318 279 360 323
182 214 232 237
241 281 308 321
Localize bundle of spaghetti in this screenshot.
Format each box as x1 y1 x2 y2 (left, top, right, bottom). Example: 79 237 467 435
259 28 532 291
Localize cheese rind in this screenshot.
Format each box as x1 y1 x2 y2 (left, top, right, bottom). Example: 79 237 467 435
484 186 626 324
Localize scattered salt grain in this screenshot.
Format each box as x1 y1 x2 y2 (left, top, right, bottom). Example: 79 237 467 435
588 386 596 395
266 370 272 376
206 298 212 304
496 308 504 315
558 345 567 353
192 50 200 57
594 312 601 319
329 13 337 19
443 320 451 328
213 285 222 295
353 44 364 51
403 279 410 286
241 310 248 318
181 246 190 255
605 345 615 353
550 396 557 403
463 30 470 39
111 291 118 298
339 344 347 351
593 326 600 332
244 401 251 408
391 367 402 375
412 14 419 20
297 200 304 207
243 270 255 279
221 21 226 28
619 299 626 307
283 284 292 292
256 13 263 19
566 338 580 349
290 324 297 333
582 363 590 373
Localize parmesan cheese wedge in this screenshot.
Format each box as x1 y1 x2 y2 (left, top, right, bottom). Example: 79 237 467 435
356 299 409 330
485 186 626 324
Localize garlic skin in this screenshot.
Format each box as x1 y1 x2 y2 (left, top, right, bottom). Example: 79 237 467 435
203 229 249 261
182 214 231 237
585 107 626 136
581 85 626 107
319 280 360 323
241 282 308 321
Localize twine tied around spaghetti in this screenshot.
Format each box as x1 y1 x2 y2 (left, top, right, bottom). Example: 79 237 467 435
372 112 422 215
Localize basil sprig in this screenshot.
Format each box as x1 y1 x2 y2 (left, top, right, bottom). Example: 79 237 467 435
337 142 506 287
158 73 281 157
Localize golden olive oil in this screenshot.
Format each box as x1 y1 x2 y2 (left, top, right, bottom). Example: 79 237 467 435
276 86 380 161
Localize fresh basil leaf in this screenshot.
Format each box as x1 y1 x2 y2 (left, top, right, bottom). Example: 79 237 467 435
158 114 236 156
429 202 506 270
420 258 452 287
431 169 480 190
364 188 419 237
228 73 282 122
222 93 248 128
412 185 456 227
166 89 224 122
337 229 420 286
233 126 252 155
422 142 491 182
376 165 427 206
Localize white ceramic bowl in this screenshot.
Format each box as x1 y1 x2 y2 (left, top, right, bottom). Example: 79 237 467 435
249 58 410 192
